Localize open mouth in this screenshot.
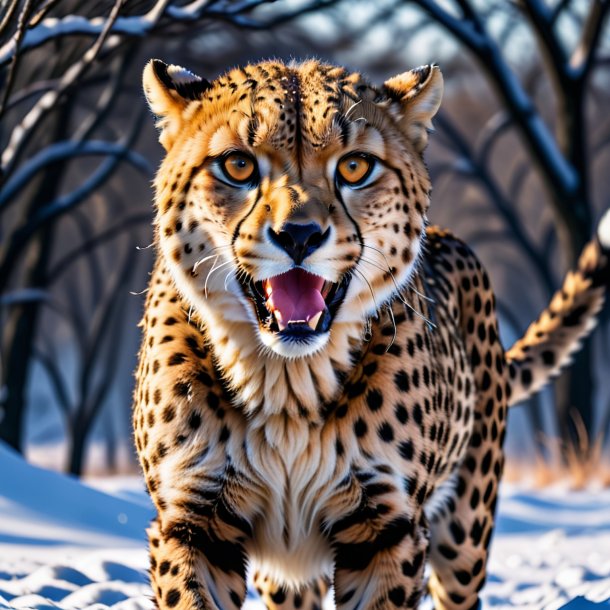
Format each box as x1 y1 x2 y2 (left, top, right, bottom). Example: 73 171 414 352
240 268 351 337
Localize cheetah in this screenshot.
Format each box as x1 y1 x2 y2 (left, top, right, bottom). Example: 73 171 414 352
134 58 610 610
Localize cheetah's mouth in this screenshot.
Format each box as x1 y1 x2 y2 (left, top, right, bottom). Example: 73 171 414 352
241 268 351 337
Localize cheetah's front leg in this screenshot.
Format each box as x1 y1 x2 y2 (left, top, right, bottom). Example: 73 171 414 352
147 517 248 610
328 480 429 610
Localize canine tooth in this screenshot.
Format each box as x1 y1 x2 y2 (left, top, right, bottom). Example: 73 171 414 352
273 309 286 331
308 311 322 330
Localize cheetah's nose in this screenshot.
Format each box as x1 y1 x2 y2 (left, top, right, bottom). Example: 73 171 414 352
268 222 330 264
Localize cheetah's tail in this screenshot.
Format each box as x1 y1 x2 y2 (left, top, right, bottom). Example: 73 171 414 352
506 209 610 407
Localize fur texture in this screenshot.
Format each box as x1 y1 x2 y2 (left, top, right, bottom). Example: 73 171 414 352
134 59 609 610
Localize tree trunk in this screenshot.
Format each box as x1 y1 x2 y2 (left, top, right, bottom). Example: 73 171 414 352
0 103 70 451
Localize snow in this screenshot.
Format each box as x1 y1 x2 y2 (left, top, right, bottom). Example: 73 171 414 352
1 442 609 609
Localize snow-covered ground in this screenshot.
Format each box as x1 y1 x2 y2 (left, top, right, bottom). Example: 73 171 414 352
1 443 609 610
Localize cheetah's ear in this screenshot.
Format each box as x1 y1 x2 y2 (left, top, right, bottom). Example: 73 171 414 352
142 59 211 150
383 65 443 153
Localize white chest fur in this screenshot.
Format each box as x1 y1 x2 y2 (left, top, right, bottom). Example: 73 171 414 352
245 415 337 587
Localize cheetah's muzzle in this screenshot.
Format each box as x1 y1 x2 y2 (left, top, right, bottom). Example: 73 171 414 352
243 268 351 339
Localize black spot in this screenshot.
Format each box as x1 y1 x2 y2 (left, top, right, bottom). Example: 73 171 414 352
354 418 368 437
188 411 201 430
449 520 465 544
166 588 181 607
271 588 286 604
470 487 480 510
162 406 175 423
437 543 457 559
563 304 588 327
394 370 410 392
455 570 471 585
401 551 424 577
230 589 242 607
366 389 383 411
196 369 213 386
159 560 171 576
388 586 406 606
378 422 394 442
521 368 533 388
470 519 483 545
471 345 481 368
363 361 378 376
450 592 465 604
395 403 408 424
173 381 189 397
398 440 414 460
481 449 492 475
481 370 491 391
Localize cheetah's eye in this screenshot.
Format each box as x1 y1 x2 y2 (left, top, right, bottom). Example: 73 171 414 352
220 152 258 186
336 154 376 187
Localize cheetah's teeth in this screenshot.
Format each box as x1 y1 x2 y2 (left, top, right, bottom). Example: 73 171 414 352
308 311 323 331
273 309 286 331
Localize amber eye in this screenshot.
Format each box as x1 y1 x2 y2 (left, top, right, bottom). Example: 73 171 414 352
336 154 375 186
221 152 257 185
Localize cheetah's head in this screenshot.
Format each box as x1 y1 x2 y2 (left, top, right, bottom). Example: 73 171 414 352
143 59 442 358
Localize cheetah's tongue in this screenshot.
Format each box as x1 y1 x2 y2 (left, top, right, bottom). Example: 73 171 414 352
265 269 326 327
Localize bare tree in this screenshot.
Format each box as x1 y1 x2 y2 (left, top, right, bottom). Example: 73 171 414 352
410 0 610 448
0 0 342 472
1 0 608 474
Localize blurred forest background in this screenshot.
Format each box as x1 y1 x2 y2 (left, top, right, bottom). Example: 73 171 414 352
0 0 609 480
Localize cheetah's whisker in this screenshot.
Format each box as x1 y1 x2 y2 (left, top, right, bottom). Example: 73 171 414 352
204 258 237 297
352 267 381 321
358 255 436 329
385 304 397 352
362 243 435 303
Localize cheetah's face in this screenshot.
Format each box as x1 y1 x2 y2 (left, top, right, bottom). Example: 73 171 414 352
144 60 442 358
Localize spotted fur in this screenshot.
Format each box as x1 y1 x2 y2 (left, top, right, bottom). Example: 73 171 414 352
134 59 609 610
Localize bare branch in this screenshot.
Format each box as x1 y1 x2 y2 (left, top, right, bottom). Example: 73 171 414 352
0 140 150 210
0 0 166 65
475 110 512 165
29 0 63 27
0 0 20 38
0 0 342 65
550 0 572 24
46 212 151 283
73 54 131 143
0 110 148 290
410 0 581 239
0 288 49 306
520 0 571 91
32 347 71 414
0 0 35 118
571 0 610 79
435 112 555 295
0 0 125 177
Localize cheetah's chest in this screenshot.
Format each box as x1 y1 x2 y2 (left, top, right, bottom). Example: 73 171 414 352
244 421 337 587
